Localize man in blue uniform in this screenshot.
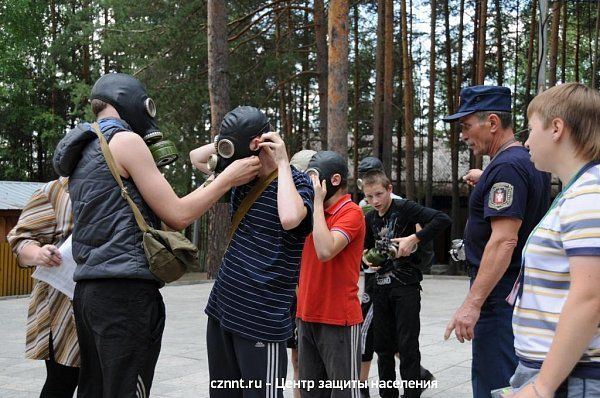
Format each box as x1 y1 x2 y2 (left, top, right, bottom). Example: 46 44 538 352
442 86 551 397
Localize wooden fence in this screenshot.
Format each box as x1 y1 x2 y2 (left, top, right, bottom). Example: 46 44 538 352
0 242 33 296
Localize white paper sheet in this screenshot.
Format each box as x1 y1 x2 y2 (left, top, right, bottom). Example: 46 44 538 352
31 235 77 299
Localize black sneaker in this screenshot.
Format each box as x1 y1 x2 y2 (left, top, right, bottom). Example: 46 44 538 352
417 368 436 397
419 366 435 382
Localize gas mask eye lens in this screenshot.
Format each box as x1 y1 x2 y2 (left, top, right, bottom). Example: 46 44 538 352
145 98 156 117
217 139 235 159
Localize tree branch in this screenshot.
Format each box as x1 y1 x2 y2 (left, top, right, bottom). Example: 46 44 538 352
228 6 313 43
261 70 319 106
230 19 277 53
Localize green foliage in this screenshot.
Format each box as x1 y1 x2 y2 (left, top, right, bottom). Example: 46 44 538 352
0 0 598 192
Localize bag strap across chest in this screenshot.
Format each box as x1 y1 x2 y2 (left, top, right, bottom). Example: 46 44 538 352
228 170 278 242
91 122 150 233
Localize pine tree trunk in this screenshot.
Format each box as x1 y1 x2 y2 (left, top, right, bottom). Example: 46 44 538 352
445 0 459 274
51 0 57 116
476 0 488 85
285 4 294 150
46 0 59 180
206 0 231 279
327 0 349 158
495 0 503 86
593 0 600 89
304 81 311 147
454 0 464 197
275 8 289 148
575 0 581 83
297 7 310 152
513 0 520 130
382 0 393 177
560 1 568 84
524 0 537 130
456 0 464 104
426 0 436 208
81 1 90 85
548 1 561 88
537 0 549 93
474 0 487 170
314 0 328 150
103 7 110 73
208 0 230 138
373 0 385 160
472 0 480 85
298 81 305 151
353 4 360 200
400 0 415 200
395 27 404 194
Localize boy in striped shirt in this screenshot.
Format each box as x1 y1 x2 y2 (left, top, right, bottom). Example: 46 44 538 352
192 106 314 398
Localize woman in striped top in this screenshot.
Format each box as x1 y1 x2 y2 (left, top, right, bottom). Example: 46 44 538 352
7 177 79 397
510 83 600 397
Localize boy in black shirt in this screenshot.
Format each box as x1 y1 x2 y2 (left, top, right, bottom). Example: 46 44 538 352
362 170 450 398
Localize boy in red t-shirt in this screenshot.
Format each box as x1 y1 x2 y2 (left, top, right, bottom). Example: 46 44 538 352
296 150 366 397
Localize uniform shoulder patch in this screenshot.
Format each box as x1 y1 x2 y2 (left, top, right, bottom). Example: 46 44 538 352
488 182 514 210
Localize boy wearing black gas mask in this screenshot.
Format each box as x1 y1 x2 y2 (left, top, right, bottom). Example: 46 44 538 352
190 106 314 398
53 73 259 398
295 151 366 397
361 170 450 398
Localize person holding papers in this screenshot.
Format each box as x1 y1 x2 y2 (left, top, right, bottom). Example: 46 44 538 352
7 177 79 398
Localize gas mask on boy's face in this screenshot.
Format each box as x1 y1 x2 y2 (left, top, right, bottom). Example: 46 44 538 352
206 106 271 174
90 73 178 167
306 150 348 202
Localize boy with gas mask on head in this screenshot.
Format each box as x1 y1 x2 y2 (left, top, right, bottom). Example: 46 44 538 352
361 170 451 398
190 106 314 398
52 73 260 398
295 151 366 398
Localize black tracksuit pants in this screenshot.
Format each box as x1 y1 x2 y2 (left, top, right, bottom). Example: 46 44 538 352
207 317 288 398
73 279 165 398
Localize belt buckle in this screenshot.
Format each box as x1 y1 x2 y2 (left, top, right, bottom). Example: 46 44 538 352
376 273 392 285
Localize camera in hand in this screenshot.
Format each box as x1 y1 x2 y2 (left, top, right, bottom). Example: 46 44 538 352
364 227 398 267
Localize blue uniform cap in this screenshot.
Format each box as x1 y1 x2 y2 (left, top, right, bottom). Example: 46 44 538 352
443 85 512 122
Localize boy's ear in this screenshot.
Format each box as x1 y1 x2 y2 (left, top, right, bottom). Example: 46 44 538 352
250 137 261 151
551 118 565 142
331 173 342 187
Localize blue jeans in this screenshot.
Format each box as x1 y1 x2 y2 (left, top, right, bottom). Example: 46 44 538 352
511 362 600 397
471 276 519 398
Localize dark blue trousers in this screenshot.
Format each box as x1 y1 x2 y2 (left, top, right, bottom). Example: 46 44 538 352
471 276 519 398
